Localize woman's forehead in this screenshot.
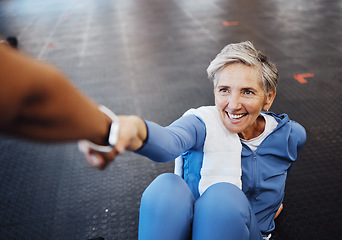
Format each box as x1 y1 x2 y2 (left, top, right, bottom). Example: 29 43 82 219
217 64 263 87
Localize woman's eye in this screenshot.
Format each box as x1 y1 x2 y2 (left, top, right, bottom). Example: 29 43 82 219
217 88 229 96
219 88 229 93
244 89 254 95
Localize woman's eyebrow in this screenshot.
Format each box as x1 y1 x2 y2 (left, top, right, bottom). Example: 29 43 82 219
216 84 229 88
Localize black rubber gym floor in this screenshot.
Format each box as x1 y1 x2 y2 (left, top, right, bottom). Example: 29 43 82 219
0 0 341 239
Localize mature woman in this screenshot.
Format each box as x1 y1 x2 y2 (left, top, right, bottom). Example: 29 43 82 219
85 41 306 240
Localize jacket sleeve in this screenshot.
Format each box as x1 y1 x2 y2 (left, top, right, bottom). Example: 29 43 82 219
287 120 306 175
134 114 206 162
290 120 307 154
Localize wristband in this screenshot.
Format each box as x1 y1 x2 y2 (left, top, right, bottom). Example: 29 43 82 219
78 105 120 153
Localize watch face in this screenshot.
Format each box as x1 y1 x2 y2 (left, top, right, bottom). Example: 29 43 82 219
108 120 120 146
98 105 120 147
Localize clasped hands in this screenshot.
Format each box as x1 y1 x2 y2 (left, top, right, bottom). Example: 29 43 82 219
79 115 147 170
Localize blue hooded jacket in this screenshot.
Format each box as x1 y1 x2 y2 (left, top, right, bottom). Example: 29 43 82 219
136 112 306 234
240 112 306 232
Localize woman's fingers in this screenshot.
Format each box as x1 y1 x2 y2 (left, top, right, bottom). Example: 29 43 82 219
274 203 283 219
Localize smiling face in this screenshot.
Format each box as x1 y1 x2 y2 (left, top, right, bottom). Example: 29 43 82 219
214 63 276 140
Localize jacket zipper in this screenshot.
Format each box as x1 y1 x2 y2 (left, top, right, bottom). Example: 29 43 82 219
252 152 257 191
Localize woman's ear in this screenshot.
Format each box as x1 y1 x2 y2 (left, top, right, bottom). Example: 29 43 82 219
263 89 276 111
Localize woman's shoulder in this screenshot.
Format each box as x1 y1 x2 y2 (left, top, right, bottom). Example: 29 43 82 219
268 112 306 145
289 120 307 144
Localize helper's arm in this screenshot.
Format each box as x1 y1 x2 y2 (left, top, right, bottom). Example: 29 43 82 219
0 41 111 145
0 38 204 169
0 39 141 169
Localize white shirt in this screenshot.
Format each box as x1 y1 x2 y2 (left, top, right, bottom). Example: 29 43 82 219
240 113 278 152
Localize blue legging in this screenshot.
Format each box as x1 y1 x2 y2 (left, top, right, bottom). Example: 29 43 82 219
139 173 263 240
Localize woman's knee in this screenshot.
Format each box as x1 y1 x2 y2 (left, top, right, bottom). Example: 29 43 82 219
141 173 195 214
139 173 195 240
193 183 253 240
196 182 249 218
203 182 247 203
142 173 192 200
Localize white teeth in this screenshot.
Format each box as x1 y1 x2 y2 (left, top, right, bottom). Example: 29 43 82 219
227 112 245 119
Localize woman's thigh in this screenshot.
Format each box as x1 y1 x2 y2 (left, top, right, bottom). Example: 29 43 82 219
139 173 195 240
192 182 263 240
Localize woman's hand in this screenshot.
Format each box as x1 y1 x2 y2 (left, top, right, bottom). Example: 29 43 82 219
274 203 283 219
82 115 147 170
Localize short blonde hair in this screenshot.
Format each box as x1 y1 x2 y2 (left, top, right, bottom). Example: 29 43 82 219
207 41 279 94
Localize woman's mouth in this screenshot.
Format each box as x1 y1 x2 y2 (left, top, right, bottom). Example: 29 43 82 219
226 111 247 120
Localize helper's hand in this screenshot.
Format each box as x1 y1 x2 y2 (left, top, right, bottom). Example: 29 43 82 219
79 142 118 170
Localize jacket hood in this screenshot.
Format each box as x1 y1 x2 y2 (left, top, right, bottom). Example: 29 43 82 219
242 112 306 162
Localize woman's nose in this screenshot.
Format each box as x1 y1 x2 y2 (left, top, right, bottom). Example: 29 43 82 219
227 93 241 110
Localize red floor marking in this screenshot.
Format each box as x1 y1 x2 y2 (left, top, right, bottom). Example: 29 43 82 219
47 43 55 48
222 21 239 26
293 73 314 84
